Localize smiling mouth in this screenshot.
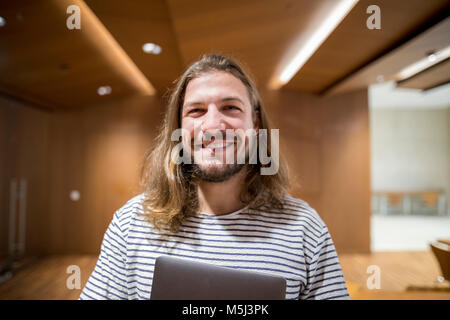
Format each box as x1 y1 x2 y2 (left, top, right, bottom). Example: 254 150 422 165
195 141 235 151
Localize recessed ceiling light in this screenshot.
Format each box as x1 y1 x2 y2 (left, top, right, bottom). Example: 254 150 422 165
97 86 112 96
142 43 162 55
70 190 80 202
376 75 384 83
427 53 437 62
0 16 6 27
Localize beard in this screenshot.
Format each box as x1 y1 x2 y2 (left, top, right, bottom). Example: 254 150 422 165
182 132 254 182
185 162 245 183
192 163 245 183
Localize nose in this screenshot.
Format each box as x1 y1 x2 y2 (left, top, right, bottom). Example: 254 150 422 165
200 104 225 134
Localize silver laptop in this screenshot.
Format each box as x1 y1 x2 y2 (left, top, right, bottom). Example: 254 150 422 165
150 256 286 300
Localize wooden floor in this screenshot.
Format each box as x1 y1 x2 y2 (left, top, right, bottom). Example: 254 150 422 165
339 251 450 300
0 255 98 300
0 251 449 300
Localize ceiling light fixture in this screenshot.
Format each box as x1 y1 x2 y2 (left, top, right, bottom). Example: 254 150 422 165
142 43 162 55
97 86 112 96
270 0 359 89
395 46 450 81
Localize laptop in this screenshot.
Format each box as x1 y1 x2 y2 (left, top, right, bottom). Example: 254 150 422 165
150 256 286 300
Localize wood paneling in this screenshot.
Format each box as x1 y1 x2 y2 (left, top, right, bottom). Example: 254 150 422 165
319 89 371 253
329 17 450 95
262 87 371 253
167 0 341 89
46 94 165 254
0 98 8 264
0 0 156 110
397 58 450 90
1 0 448 110
86 0 183 95
262 89 322 195
0 94 50 262
286 0 450 93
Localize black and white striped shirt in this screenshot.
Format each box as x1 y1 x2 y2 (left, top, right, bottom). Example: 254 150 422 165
79 193 349 300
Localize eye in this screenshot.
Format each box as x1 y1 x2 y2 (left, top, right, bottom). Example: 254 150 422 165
187 108 203 115
223 105 240 111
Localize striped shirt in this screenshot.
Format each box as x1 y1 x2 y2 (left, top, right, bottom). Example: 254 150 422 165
79 193 349 300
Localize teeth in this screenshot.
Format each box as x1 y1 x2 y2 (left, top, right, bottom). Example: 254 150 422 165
202 142 233 149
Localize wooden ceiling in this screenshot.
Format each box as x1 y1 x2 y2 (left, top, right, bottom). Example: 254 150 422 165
0 0 449 110
166 0 338 89
397 58 450 90
85 0 183 94
0 0 155 109
328 16 450 95
285 0 450 94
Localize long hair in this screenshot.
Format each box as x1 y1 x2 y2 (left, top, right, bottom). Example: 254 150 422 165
139 53 290 232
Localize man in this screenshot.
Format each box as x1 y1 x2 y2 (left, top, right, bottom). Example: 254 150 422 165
79 54 349 300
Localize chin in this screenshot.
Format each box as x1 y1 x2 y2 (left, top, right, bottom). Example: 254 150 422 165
198 164 230 177
192 163 245 183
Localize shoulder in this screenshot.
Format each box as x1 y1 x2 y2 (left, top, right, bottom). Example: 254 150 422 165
280 193 327 230
113 193 146 230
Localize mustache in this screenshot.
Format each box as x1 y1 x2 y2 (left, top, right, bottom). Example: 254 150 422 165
190 130 241 148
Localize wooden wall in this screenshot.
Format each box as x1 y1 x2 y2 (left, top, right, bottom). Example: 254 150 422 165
46 95 165 254
0 98 7 263
0 94 50 262
1 87 370 257
263 88 371 254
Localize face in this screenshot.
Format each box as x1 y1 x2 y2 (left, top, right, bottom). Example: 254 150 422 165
180 71 258 182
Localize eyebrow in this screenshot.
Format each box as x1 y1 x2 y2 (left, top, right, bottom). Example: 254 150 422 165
183 96 245 109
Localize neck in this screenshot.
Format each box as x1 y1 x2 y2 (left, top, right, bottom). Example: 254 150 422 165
196 167 247 215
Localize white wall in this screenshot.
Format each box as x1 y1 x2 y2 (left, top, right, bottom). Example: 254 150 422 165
370 107 450 215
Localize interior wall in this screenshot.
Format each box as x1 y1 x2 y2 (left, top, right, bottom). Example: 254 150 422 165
46 95 165 254
319 89 371 254
0 100 6 263
263 88 371 254
370 107 450 215
0 94 50 261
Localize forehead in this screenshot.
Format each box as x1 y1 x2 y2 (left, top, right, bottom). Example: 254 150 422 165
183 71 251 106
